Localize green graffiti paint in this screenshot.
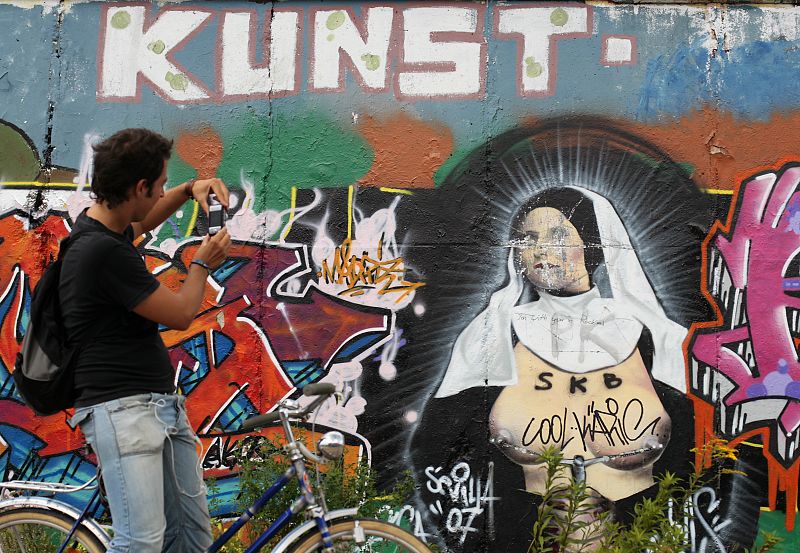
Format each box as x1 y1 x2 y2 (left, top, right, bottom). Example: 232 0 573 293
265 112 373 209
433 146 475 188
215 116 271 213
155 114 372 238
551 7 569 26
525 57 543 78
154 157 197 244
110 10 131 30
172 74 189 91
632 153 694 178
361 54 380 71
327 34 335 42
753 510 797 552
165 72 189 91
326 11 345 30
148 40 166 55
0 121 41 181
677 162 695 177
218 113 372 214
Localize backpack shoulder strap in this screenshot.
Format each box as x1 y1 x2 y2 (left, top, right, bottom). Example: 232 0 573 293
55 228 106 350
57 228 90 260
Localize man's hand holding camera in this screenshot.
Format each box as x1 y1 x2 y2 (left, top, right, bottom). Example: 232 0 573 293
187 177 231 214
188 178 232 271
195 228 231 271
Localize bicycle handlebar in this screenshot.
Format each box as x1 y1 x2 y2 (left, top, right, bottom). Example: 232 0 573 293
489 436 663 466
240 383 337 431
560 443 663 467
490 436 664 484
240 411 282 430
303 383 336 396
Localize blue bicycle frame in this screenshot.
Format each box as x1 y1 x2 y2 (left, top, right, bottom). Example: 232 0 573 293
0 388 347 553
208 402 336 553
55 486 104 553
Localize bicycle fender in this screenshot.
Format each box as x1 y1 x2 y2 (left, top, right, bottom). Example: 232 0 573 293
0 496 111 548
271 508 358 553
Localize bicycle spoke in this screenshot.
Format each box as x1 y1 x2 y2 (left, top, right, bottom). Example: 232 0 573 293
0 512 103 553
10 525 29 553
2 523 41 552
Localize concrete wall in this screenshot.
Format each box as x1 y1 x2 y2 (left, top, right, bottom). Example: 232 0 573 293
0 1 798 550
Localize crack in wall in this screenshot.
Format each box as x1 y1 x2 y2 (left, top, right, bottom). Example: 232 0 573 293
263 1 276 218
251 0 279 395
33 0 66 218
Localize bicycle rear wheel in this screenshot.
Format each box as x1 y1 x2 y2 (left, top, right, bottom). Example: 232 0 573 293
0 506 106 553
287 517 430 553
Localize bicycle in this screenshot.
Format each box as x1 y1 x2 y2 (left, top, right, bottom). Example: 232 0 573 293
0 473 110 553
0 383 430 552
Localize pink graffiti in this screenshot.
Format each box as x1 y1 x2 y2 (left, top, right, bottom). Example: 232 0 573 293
692 165 800 438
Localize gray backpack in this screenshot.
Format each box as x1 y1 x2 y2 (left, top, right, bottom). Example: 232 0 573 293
13 230 97 415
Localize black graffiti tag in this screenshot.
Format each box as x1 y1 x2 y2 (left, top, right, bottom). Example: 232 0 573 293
522 398 661 452
522 407 575 449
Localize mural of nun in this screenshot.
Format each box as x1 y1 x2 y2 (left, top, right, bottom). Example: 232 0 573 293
405 122 716 552
409 187 697 552
436 186 687 548
404 121 765 552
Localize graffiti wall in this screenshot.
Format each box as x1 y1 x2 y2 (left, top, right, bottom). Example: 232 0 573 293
1 1 799 551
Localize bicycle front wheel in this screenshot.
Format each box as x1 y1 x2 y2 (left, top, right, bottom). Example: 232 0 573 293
288 517 430 553
0 506 107 553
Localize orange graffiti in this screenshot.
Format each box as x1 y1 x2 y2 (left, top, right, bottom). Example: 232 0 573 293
318 238 425 303
201 426 363 479
0 214 69 378
0 214 386 494
692 397 716 470
162 296 290 431
0 400 80 457
175 126 224 179
726 428 799 532
619 109 800 191
520 111 800 191
0 214 82 459
358 113 453 189
695 407 799 530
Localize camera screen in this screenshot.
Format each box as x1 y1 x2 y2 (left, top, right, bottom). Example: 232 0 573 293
208 206 225 229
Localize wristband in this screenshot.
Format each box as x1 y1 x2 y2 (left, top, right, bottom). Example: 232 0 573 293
190 258 211 272
184 179 196 201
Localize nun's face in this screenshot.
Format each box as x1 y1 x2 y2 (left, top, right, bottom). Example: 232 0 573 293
518 207 590 293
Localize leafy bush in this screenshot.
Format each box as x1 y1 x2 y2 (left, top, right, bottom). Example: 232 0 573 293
208 432 414 551
529 439 782 553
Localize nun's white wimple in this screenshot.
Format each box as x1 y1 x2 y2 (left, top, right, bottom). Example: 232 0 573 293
435 188 687 397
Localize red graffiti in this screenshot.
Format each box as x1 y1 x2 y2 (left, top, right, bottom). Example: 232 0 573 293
0 211 388 486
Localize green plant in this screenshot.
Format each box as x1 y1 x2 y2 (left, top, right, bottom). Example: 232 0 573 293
749 530 782 553
207 431 415 551
596 470 691 553
529 447 612 553
528 439 783 553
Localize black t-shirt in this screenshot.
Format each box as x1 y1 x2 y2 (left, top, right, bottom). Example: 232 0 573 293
59 210 174 407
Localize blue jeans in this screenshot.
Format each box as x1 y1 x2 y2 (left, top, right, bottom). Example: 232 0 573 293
71 393 212 553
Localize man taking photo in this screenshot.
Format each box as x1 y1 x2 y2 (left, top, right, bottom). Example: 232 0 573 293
62 128 231 552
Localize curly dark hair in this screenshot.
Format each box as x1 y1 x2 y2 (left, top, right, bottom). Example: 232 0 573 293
91 128 173 208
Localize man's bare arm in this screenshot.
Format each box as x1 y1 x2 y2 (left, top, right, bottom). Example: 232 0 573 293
133 229 231 330
132 183 192 237
132 178 231 238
